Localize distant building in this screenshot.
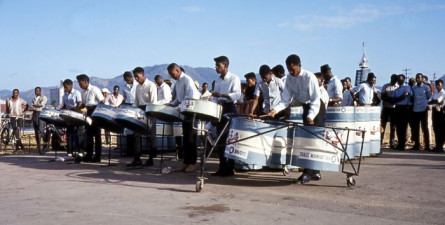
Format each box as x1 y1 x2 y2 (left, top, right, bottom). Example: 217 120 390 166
49 80 64 109
355 42 372 86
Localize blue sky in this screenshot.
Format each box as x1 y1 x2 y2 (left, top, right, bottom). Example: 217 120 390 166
1 0 444 91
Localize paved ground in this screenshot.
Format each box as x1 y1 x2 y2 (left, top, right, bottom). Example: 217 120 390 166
0 148 444 225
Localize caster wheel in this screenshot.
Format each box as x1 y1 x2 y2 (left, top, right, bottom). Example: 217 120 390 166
282 166 291 176
196 180 204 192
347 177 356 187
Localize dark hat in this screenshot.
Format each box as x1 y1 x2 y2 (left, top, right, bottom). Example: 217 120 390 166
259 65 271 76
244 72 256 80
320 64 331 73
213 56 229 65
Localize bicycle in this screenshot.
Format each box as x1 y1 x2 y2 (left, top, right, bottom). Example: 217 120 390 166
39 123 67 155
0 116 25 153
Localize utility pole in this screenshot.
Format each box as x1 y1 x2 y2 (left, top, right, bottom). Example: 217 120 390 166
403 68 411 84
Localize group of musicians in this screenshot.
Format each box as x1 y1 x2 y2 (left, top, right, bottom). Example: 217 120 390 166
4 54 335 184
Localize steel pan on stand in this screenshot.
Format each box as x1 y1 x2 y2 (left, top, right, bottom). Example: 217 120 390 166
180 100 222 122
39 108 66 127
146 104 184 122
115 105 149 133
92 104 123 133
59 109 92 126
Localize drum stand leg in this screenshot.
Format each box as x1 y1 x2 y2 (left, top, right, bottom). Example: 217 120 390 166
158 123 170 174
102 134 117 167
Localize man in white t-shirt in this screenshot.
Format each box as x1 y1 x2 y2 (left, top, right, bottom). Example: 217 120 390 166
5 89 29 149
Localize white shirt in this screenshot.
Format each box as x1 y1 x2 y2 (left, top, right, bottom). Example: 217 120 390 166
254 76 284 113
429 89 445 108
133 78 157 107
80 84 104 106
213 71 242 103
275 69 321 120
105 94 124 107
381 82 399 108
200 90 212 101
350 82 375 105
320 86 329 109
157 82 172 104
63 89 82 109
170 72 201 107
340 90 354 106
6 97 27 117
122 83 137 104
31 95 48 112
327 76 343 99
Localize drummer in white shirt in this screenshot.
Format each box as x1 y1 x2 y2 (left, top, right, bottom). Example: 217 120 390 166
105 86 124 107
268 54 324 184
248 65 284 117
321 64 343 106
122 71 137 106
61 79 83 154
155 75 172 104
126 67 158 168
77 74 105 163
167 63 201 173
211 56 241 177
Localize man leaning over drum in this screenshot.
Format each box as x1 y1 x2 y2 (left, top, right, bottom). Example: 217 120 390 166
268 54 325 184
167 63 201 173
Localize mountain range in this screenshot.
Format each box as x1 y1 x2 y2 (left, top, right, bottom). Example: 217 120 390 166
0 64 220 104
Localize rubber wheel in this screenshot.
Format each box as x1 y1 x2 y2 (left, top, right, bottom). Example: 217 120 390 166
347 177 356 187
196 180 204 192
1 128 10 145
282 165 291 176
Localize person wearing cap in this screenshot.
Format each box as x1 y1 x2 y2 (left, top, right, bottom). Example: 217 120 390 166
428 79 445 152
411 73 432 151
391 74 412 150
105 85 124 107
212 55 241 177
31 86 48 151
320 64 343 106
380 74 399 148
101 88 110 100
268 54 324 184
126 67 158 168
248 65 284 117
167 63 201 173
350 73 378 106
154 75 172 104
243 72 257 115
271 64 287 83
77 74 105 162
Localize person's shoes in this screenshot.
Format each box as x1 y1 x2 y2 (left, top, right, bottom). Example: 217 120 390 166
174 164 188 172
312 172 322 181
296 173 312 184
144 157 154 167
126 158 143 168
184 164 196 173
91 157 101 163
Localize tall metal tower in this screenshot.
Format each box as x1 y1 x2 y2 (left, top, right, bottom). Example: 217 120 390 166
355 42 371 86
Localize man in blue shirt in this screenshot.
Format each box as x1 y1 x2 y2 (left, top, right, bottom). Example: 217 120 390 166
411 73 432 151
392 75 411 150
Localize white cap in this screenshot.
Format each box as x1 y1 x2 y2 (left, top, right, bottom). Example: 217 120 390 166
101 88 110 94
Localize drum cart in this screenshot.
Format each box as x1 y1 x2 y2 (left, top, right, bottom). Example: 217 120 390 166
193 115 365 192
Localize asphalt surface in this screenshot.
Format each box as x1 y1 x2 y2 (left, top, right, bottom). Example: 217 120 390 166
0 148 444 225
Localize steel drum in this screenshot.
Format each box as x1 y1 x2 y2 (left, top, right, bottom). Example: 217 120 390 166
325 106 356 159
180 100 222 122
224 117 287 170
39 108 66 127
292 125 342 172
369 106 381 155
115 105 149 133
146 104 183 122
354 107 371 157
92 104 123 133
59 109 92 126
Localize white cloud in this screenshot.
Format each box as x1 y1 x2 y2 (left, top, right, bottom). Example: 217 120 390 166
182 6 203 13
286 3 444 32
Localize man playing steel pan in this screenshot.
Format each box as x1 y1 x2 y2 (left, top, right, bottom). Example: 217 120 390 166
61 79 83 155
167 63 201 173
211 56 242 177
77 74 105 163
268 54 325 184
248 65 284 118
126 67 158 168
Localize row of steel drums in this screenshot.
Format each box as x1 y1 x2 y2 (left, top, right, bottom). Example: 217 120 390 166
39 100 224 150
224 106 381 172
